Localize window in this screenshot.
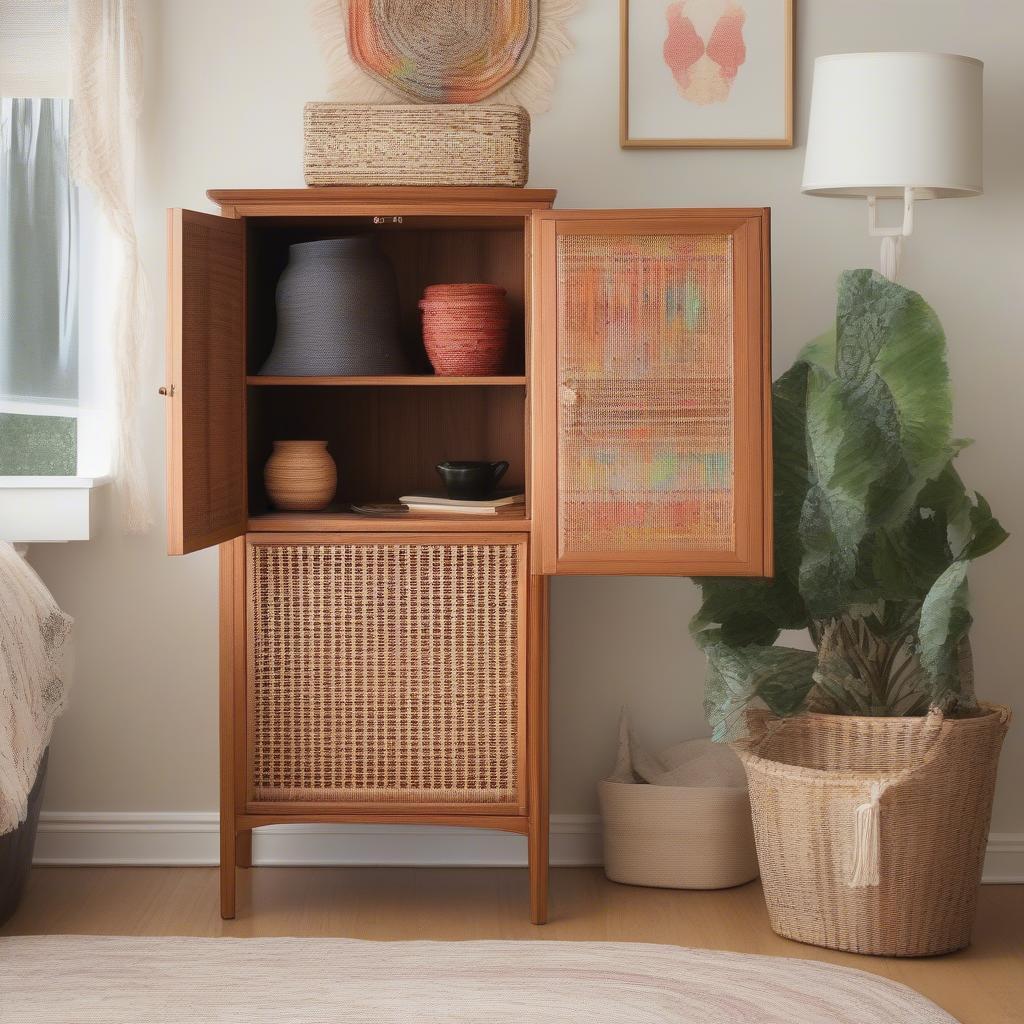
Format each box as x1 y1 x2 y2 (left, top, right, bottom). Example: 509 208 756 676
0 96 111 479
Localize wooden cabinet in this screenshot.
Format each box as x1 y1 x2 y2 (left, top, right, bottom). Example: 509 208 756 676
164 187 772 923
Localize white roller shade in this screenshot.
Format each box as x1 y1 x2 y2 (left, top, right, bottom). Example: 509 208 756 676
0 0 71 97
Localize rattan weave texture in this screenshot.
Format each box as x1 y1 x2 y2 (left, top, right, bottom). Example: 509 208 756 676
555 232 735 557
303 103 530 187
736 705 1010 956
248 542 521 805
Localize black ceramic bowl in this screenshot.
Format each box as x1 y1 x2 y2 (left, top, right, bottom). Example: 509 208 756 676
436 460 509 500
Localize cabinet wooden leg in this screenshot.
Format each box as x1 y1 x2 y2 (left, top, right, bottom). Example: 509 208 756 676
220 826 237 920
527 575 550 925
236 828 252 868
528 809 549 925
219 539 244 920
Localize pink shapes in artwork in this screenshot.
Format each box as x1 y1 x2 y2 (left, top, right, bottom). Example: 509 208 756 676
663 0 748 106
707 7 747 82
663 6 704 91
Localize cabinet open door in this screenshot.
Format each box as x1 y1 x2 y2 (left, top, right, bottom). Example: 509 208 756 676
531 209 772 576
165 209 246 555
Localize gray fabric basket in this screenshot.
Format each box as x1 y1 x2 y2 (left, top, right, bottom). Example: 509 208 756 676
259 237 409 376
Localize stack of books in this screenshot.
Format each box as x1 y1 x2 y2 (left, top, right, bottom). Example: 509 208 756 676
398 492 525 516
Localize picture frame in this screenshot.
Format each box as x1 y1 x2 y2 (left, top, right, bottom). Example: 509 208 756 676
620 0 793 148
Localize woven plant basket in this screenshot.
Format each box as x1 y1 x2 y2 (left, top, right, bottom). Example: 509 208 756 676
303 103 530 187
735 704 1011 957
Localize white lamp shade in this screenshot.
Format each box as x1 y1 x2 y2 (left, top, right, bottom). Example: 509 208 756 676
802 52 983 199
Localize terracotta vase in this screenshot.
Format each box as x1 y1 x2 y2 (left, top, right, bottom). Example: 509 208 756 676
264 440 337 511
418 283 511 375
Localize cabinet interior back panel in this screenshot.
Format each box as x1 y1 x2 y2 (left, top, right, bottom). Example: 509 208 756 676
246 220 525 375
247 385 526 511
556 232 735 556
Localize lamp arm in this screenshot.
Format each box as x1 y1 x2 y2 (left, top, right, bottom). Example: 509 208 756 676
866 186 917 281
867 186 916 238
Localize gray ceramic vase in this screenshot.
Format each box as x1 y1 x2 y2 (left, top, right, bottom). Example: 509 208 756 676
259 237 409 375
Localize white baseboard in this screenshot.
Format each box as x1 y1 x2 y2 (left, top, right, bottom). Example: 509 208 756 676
33 813 603 868
32 813 1023 882
983 833 1024 883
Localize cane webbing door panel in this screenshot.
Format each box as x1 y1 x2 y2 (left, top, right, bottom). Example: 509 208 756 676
166 209 246 555
531 210 772 576
246 534 528 812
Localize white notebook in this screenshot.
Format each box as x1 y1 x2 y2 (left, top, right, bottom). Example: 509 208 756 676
403 503 499 515
398 492 525 510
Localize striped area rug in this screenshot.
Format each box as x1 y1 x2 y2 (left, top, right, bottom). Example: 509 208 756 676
0 936 958 1023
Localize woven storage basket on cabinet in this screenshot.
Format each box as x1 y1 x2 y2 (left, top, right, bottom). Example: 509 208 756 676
303 103 530 187
735 704 1010 957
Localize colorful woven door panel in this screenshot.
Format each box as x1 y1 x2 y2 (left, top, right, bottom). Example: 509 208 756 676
532 211 771 576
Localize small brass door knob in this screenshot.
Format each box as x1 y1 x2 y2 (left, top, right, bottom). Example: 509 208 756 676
158 385 175 397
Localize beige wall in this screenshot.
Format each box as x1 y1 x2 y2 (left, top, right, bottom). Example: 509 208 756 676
30 0 1024 831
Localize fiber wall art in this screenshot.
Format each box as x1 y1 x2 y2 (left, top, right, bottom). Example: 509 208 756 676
621 0 793 147
311 0 583 114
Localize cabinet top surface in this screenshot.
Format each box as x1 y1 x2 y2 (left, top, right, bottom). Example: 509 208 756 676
207 186 557 214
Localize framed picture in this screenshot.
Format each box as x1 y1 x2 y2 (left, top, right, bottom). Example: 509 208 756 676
620 0 793 148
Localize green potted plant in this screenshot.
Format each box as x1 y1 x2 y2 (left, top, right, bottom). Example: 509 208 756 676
690 269 1010 957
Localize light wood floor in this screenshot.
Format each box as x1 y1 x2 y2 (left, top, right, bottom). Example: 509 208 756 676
3 867 1021 1023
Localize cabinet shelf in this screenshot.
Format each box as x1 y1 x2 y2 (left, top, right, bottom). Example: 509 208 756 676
247 375 526 387
249 505 530 533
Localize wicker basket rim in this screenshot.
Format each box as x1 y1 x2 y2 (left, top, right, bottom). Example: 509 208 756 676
304 101 529 115
598 778 748 795
733 702 1011 788
793 702 1010 727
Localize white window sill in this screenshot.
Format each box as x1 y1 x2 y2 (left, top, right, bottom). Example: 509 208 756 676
0 476 110 543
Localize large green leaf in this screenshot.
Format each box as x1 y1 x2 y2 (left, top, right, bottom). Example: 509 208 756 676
798 271 955 617
869 464 968 603
796 327 837 371
847 272 953 500
690 356 816 644
800 365 881 613
919 458 973 545
772 360 814 580
918 560 972 696
962 492 1009 560
689 582 783 648
703 644 817 741
914 487 1007 701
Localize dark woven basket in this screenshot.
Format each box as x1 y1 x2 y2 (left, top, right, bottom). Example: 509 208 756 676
259 237 409 376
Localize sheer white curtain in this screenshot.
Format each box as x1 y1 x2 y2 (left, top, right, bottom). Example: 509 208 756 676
0 1 70 98
0 98 78 408
1 0 148 529
0 5 79 478
70 0 148 530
